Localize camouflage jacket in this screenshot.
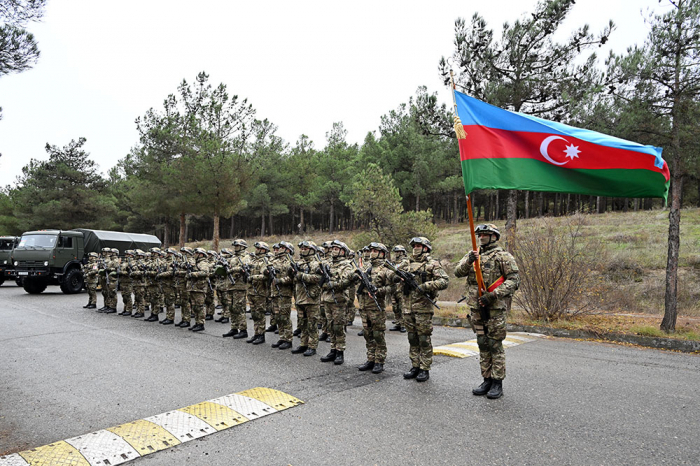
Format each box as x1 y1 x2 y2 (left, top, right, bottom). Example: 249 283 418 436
356 258 393 310
228 252 252 292
395 253 449 313
249 252 273 297
294 255 323 305
454 242 519 311
83 258 99 283
320 256 354 304
268 254 294 298
188 257 212 293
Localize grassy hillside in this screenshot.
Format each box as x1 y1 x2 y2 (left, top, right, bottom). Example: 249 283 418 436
190 208 700 319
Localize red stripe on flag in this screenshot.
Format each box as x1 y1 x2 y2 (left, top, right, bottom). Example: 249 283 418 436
487 276 505 292
459 126 669 181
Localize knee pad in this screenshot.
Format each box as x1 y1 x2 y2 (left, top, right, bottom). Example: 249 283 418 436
407 332 419 346
418 334 430 348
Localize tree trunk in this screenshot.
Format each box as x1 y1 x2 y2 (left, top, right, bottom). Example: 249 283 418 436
229 216 235 239
524 191 529 219
163 218 170 247
212 214 220 251
179 212 186 248
662 167 682 332
329 202 335 234
494 191 500 219
415 193 420 212
596 196 602 214
505 190 517 253
260 213 265 237
452 191 459 224
300 209 305 233
537 192 544 217
269 211 273 236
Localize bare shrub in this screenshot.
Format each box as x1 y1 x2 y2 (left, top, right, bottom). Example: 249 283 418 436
513 214 605 321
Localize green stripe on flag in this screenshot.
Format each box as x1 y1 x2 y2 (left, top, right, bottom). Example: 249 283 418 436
461 158 669 200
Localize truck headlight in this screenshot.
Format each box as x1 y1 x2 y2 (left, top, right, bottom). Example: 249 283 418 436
44 261 49 266
14 261 18 266
2 260 6 265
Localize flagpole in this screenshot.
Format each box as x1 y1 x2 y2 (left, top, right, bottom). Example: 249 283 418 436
450 70 486 295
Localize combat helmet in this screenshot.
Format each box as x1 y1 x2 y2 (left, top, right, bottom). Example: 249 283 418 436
220 248 233 256
207 250 218 258
166 248 179 255
331 239 350 256
409 237 432 252
279 241 295 255
254 241 270 252
88 252 99 258
392 245 406 254
232 239 248 248
298 240 317 255
101 247 111 255
180 246 194 256
194 247 208 257
475 224 501 241
135 249 146 257
368 242 389 255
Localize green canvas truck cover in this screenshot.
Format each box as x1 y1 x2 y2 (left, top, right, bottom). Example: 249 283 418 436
71 229 161 255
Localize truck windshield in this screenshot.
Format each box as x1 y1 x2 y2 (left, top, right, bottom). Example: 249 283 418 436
0 240 14 250
17 235 57 249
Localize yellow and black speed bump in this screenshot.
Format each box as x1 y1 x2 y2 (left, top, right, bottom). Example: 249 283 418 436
434 332 544 358
0 387 303 466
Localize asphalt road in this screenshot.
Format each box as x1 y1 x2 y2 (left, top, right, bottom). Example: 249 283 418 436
1 284 698 465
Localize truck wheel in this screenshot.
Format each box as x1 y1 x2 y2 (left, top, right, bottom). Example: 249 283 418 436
23 278 48 294
15 277 24 287
60 269 84 294
0 276 5 286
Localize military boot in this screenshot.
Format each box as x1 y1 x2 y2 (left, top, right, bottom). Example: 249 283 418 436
177 321 190 328
319 332 328 341
278 341 292 350
132 312 145 318
472 378 493 396
265 324 277 333
486 380 503 399
389 324 402 332
223 329 238 338
416 370 430 382
293 328 301 337
403 367 420 379
191 324 205 332
161 319 174 325
357 330 364 336
145 314 158 322
291 345 308 354
303 348 316 357
233 329 248 339
220 317 229 324
246 334 258 343
271 339 282 348
333 351 344 365
320 349 337 362
252 334 266 345
358 361 375 372
371 363 384 374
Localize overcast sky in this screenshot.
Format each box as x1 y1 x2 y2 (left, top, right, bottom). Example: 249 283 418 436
0 0 666 188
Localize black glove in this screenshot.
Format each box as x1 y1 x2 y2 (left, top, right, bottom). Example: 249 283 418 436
478 291 496 307
468 250 478 264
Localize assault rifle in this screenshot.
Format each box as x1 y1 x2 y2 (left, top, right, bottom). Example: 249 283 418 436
315 252 337 304
236 255 251 283
384 259 440 310
99 258 110 288
351 258 383 312
217 256 236 286
287 253 311 299
263 256 281 294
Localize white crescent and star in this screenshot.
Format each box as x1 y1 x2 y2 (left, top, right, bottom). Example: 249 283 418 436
539 136 582 166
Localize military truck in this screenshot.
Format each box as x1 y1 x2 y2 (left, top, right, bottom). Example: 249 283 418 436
0 236 20 286
11 229 161 294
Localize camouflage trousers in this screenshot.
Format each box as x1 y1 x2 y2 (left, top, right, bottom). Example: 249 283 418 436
404 311 434 371
249 295 268 336
471 308 507 381
162 281 177 320
345 286 356 324
360 306 387 364
179 282 191 321
229 290 247 331
99 276 108 307
190 291 207 325
205 286 215 317
107 277 118 309
120 281 133 313
147 285 161 316
319 304 329 333
272 296 293 342
392 293 403 326
216 288 231 319
86 280 97 305
267 297 276 326
133 285 146 314
297 303 319 349
325 301 347 351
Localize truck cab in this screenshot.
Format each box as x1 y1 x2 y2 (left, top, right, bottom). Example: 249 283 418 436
12 230 85 294
0 236 20 286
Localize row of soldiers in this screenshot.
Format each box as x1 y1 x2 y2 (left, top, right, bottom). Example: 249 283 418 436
82 226 518 397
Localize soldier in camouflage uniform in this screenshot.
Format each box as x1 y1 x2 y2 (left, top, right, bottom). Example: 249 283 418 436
117 250 135 316
214 248 234 325
389 245 408 333
394 237 449 382
82 252 99 309
130 250 147 318
454 224 519 399
101 248 120 314
97 248 110 311
187 248 212 332
265 243 282 334
319 240 355 365
176 247 195 328
223 240 251 339
247 242 272 345
345 249 358 325
158 248 180 325
145 248 164 322
269 242 295 350
317 240 332 342
291 241 323 357
204 250 218 321
355 242 394 374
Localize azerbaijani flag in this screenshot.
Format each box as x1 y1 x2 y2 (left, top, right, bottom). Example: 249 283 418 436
455 91 670 201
